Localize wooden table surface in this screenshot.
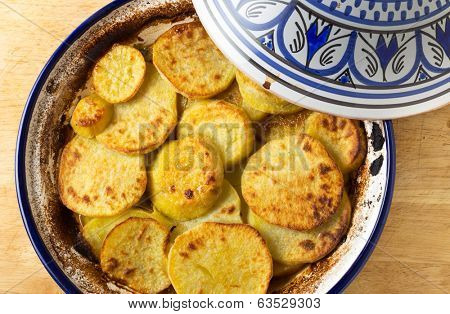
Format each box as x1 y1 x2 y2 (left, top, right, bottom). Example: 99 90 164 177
1 1 449 294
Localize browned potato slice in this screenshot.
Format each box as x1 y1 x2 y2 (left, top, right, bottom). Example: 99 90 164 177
168 222 272 294
153 22 235 99
304 112 367 175
58 136 146 217
100 218 171 294
93 45 146 104
242 134 344 231
70 95 113 138
248 192 351 265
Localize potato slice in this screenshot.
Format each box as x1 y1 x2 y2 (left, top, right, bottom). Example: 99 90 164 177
93 45 146 104
70 95 113 138
168 222 272 294
236 71 302 114
58 136 146 217
262 110 311 143
149 137 224 221
248 192 351 265
100 218 171 294
153 22 235 99
242 134 344 231
273 262 304 278
96 64 177 155
217 81 268 121
304 112 367 175
171 180 242 238
178 100 255 168
82 208 153 257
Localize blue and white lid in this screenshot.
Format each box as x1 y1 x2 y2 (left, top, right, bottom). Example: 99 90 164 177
193 0 450 119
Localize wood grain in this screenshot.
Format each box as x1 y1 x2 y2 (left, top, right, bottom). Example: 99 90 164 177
0 0 448 294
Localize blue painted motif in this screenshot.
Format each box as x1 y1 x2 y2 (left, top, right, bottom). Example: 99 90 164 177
225 0 449 89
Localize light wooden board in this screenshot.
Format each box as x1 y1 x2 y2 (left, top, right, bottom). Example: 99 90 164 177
0 0 448 294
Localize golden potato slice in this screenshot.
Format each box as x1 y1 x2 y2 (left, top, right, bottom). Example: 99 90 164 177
100 218 171 294
153 22 235 99
168 222 272 294
273 262 304 278
263 110 311 142
149 137 224 221
217 81 268 121
96 64 177 155
172 180 242 238
93 45 146 104
178 100 255 168
70 95 113 138
304 112 367 175
248 192 351 265
58 136 146 217
242 134 344 231
82 208 153 257
236 71 302 114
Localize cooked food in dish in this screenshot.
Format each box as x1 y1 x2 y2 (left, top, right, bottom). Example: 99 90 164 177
168 222 272 294
304 112 367 175
57 18 368 294
248 192 351 265
148 137 224 221
93 45 146 104
70 95 113 138
100 218 171 294
58 136 146 217
178 100 255 168
153 22 235 99
242 134 344 231
236 71 302 114
263 110 311 142
171 180 242 238
96 64 177 155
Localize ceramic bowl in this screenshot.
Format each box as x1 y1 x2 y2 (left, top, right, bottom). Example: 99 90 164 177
16 0 395 293
194 0 449 119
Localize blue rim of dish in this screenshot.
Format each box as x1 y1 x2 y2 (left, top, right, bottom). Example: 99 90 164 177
15 0 395 294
